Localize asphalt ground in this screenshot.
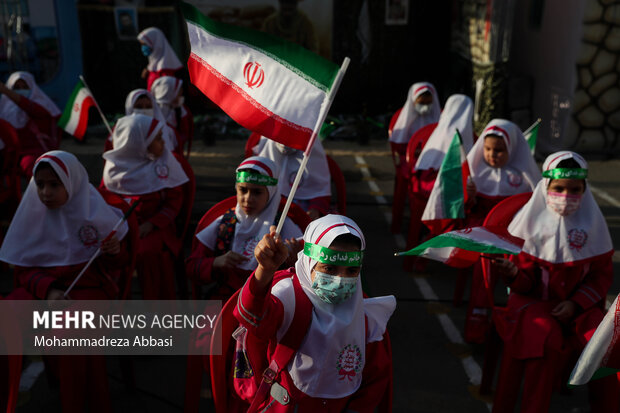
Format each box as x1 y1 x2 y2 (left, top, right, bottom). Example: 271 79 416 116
3 130 620 413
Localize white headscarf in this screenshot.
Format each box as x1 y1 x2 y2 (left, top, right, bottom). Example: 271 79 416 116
0 71 61 129
415 94 474 171
102 114 188 195
389 82 441 144
0 151 128 267
508 151 612 263
271 215 396 398
196 156 283 271
125 89 178 149
254 136 331 201
150 76 185 127
467 119 541 197
137 27 182 72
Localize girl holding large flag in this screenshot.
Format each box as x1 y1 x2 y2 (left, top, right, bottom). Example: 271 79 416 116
0 72 61 177
464 119 540 343
237 214 396 411
102 114 188 299
0 150 129 412
186 156 302 300
490 151 619 412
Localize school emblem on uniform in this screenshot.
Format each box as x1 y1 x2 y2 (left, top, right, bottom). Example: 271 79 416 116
154 163 169 179
243 61 265 89
506 170 523 187
78 225 99 247
336 344 362 381
242 237 259 258
567 229 588 250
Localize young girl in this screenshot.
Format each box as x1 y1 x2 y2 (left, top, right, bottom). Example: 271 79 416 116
235 214 396 411
414 94 474 199
0 71 61 177
254 136 331 220
151 76 193 155
124 89 178 151
186 156 303 300
137 27 183 90
0 150 129 413
102 114 189 299
389 82 441 154
463 119 542 342
491 151 619 412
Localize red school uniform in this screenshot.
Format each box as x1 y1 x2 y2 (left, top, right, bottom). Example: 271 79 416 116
234 216 396 412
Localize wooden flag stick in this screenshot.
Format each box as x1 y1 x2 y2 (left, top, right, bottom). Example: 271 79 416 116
275 57 351 235
79 75 113 136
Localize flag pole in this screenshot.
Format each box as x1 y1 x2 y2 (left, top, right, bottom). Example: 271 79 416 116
79 75 113 136
63 200 140 298
274 57 350 235
523 118 542 136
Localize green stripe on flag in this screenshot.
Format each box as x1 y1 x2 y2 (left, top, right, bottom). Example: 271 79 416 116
525 121 539 155
58 79 84 128
397 232 518 257
441 133 465 219
181 2 339 92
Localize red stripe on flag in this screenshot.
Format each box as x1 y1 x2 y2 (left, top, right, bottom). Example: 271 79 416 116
188 53 312 151
73 96 95 141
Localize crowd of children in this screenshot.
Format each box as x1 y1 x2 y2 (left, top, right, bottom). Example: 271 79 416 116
0 17 617 413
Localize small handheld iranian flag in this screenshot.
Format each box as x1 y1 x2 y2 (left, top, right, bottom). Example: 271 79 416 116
421 129 471 234
181 2 343 151
569 293 620 386
523 118 541 156
58 78 96 141
395 226 522 268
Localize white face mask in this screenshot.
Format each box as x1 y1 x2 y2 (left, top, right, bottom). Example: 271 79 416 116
415 103 431 115
133 108 154 117
546 191 582 216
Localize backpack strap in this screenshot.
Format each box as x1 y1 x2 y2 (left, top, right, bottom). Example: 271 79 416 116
247 274 312 412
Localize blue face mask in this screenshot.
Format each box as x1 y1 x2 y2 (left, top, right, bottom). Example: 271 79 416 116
141 44 152 57
14 89 31 98
311 271 357 304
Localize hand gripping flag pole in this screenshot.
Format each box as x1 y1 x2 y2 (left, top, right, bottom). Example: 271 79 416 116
79 75 113 136
274 57 350 235
63 200 140 298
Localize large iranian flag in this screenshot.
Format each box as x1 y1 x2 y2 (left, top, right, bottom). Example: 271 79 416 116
396 226 522 268
421 130 471 234
58 78 95 141
181 2 340 151
569 293 620 386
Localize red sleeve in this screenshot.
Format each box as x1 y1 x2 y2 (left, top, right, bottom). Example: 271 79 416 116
234 272 286 342
148 186 183 229
344 338 392 413
16 98 52 120
15 267 58 300
185 242 216 284
507 253 537 293
570 253 613 310
307 196 330 215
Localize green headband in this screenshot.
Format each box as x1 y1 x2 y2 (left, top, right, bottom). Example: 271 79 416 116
236 170 278 186
542 168 588 180
303 242 363 266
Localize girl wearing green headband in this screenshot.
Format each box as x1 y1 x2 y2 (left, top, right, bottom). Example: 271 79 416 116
187 156 302 300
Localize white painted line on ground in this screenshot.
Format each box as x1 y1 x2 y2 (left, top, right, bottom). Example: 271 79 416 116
356 155 491 412
590 186 620 208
